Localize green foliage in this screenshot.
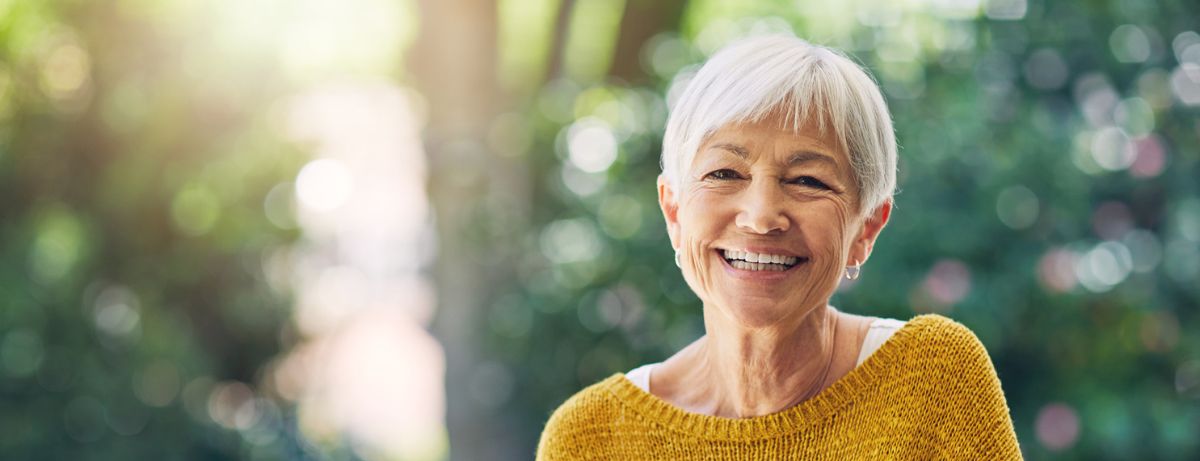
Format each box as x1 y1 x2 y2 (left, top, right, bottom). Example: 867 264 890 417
0 1 306 458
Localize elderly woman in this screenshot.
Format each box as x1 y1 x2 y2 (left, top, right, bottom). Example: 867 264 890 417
537 35 1021 459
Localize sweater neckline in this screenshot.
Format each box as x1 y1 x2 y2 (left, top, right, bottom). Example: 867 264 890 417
607 314 941 441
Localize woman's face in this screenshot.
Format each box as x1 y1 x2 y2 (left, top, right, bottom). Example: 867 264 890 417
659 113 890 329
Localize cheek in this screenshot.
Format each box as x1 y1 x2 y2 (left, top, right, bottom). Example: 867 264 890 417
676 190 728 240
804 203 854 267
675 192 725 303
681 235 716 303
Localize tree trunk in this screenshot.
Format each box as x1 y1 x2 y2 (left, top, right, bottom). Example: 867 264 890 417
410 0 514 460
544 0 577 82
608 0 689 84
411 0 688 458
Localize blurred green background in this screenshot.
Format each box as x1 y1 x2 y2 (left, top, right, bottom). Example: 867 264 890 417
1 0 1198 459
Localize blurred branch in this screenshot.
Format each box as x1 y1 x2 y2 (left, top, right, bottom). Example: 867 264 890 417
609 0 687 84
410 0 500 135
543 0 577 83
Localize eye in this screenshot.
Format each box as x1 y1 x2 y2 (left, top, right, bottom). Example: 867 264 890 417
704 169 742 180
788 176 830 190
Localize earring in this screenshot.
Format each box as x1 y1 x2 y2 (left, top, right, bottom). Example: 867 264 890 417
845 260 861 280
674 250 682 268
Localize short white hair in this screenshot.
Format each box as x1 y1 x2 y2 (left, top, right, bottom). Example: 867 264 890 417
661 35 897 215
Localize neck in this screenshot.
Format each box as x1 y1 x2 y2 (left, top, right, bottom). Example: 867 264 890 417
689 304 838 418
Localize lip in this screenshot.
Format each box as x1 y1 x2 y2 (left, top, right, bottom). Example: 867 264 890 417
715 248 807 281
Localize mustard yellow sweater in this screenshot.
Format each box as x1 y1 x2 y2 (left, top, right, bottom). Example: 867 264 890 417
537 314 1022 460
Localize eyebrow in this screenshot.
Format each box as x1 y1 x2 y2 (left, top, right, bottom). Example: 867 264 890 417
712 143 750 158
710 143 838 168
786 150 837 168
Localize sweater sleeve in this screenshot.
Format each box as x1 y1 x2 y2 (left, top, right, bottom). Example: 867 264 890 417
935 321 1024 460
536 384 614 461
536 400 576 461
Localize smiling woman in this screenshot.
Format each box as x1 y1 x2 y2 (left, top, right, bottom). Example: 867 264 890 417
537 35 1022 460
669 113 883 332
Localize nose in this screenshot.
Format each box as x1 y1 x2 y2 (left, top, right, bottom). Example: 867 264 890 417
735 179 790 234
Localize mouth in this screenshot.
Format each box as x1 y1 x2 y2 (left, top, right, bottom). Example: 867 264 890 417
718 248 807 272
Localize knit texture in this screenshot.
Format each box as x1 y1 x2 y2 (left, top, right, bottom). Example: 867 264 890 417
537 314 1022 460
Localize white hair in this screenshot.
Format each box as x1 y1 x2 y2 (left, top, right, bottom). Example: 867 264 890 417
661 35 897 215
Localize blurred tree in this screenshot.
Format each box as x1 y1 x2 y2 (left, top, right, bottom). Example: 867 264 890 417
410 0 510 459
610 0 689 84
0 0 306 458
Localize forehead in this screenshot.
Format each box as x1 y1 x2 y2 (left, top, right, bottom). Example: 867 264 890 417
696 115 848 167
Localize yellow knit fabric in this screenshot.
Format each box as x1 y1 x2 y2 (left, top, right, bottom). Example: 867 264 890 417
537 314 1022 460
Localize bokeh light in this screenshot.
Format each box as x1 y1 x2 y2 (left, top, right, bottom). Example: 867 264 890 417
541 218 604 265
295 159 354 213
91 285 141 340
1035 402 1080 452
566 117 618 173
1090 127 1135 171
28 206 87 285
1023 48 1069 91
1075 241 1133 292
133 360 182 408
1110 25 1152 63
171 184 222 235
1037 248 1078 293
921 259 972 307
1170 64 1200 106
996 185 1039 230
1129 135 1167 178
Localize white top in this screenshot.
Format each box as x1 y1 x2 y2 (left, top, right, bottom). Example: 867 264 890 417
625 317 906 393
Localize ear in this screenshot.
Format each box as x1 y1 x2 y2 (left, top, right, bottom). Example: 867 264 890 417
848 200 892 266
657 175 681 250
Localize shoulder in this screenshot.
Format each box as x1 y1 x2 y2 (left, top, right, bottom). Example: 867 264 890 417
904 314 990 357
541 374 624 427
537 374 626 460
890 314 1003 384
895 314 1009 395
898 315 1023 457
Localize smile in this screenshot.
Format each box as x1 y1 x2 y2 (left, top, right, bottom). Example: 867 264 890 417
719 249 805 272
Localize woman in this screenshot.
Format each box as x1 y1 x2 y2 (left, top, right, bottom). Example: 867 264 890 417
537 35 1022 459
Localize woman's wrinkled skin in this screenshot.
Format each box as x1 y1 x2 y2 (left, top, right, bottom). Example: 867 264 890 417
653 111 891 418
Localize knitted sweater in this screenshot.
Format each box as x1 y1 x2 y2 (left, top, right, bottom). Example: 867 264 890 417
537 314 1022 460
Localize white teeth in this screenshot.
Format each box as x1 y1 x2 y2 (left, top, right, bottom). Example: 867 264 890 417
730 260 789 271
722 249 799 267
